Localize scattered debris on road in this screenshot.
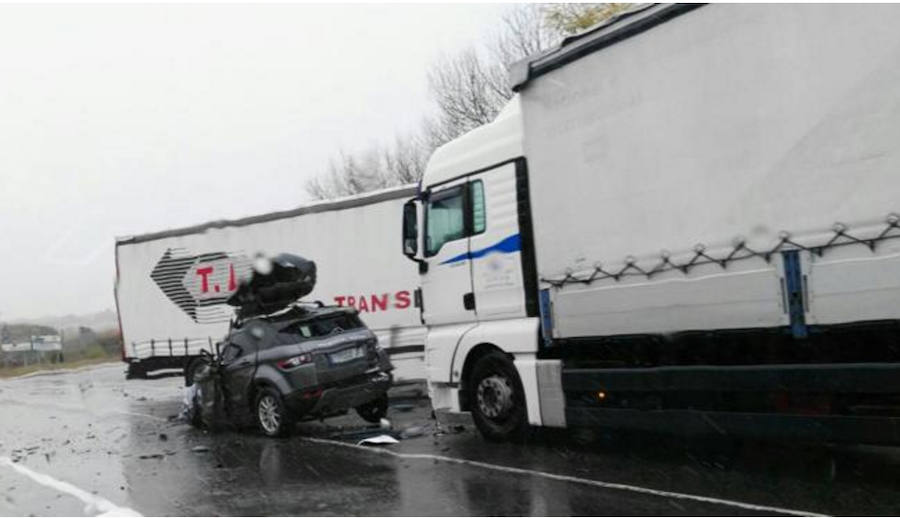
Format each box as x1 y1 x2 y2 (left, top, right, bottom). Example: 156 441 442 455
138 453 164 460
357 435 399 446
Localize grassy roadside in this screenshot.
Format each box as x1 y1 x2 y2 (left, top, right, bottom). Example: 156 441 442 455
0 356 121 379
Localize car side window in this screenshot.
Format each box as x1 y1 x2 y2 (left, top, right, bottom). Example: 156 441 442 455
426 186 465 256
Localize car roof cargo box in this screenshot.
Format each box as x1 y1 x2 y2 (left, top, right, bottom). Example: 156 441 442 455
227 253 317 318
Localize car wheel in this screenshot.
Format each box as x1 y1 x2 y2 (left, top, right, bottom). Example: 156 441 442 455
255 387 291 437
355 393 389 424
468 351 528 442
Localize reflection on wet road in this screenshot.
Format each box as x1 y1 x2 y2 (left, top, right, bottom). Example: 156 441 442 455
2 364 900 516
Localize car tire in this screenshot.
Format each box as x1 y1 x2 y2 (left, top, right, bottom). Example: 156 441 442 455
255 387 291 437
356 393 389 424
468 351 528 442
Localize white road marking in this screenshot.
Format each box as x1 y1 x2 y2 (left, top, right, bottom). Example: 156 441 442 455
0 457 141 517
299 436 826 517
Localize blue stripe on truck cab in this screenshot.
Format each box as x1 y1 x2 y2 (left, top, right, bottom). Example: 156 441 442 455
440 233 521 265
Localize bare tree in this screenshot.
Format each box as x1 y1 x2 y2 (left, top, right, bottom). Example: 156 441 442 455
543 3 631 35
421 4 564 149
306 4 631 200
305 133 429 200
491 4 560 70
304 150 384 200
422 48 512 149
383 133 429 185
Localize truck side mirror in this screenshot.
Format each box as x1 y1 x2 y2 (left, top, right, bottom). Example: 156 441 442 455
402 200 419 259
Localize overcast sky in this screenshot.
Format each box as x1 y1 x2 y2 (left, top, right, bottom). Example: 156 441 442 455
0 3 511 321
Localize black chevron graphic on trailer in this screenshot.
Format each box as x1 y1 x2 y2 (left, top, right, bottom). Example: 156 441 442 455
150 248 248 323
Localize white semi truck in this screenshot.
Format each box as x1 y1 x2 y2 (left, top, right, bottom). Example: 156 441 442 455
401 4 900 443
116 185 425 382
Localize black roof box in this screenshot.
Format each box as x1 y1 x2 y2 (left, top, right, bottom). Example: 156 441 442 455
227 253 317 318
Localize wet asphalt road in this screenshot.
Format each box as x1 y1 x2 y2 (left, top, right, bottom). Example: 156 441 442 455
2 364 900 516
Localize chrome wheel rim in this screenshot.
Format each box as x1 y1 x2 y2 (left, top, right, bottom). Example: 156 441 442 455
476 374 513 419
258 394 281 434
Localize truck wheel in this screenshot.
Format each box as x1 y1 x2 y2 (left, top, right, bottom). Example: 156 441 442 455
468 351 528 442
356 394 389 423
255 387 291 437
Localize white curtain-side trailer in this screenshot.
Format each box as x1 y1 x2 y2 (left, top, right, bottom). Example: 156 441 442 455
402 4 900 443
116 185 425 383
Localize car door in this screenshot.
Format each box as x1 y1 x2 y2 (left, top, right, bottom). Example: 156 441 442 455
421 178 475 326
221 326 261 411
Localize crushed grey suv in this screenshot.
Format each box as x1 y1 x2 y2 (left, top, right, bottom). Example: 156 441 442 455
188 254 393 437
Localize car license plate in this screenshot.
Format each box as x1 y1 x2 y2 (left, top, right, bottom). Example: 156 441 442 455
329 345 365 364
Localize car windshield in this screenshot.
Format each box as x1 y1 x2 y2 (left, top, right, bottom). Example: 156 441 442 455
281 313 363 340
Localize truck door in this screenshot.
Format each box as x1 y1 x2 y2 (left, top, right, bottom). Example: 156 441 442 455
468 161 529 320
421 178 475 325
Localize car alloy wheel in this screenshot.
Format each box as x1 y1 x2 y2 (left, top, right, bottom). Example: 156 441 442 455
256 388 289 437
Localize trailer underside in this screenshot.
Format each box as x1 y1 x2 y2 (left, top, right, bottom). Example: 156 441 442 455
552 319 900 444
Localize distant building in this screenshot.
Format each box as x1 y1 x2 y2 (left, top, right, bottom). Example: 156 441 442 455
1 334 63 366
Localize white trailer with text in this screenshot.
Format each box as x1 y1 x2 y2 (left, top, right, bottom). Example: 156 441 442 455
402 4 900 443
117 185 425 383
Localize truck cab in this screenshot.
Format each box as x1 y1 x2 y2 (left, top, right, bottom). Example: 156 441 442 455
402 97 563 441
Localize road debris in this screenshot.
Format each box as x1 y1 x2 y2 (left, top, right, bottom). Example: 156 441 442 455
357 434 399 446
399 426 425 439
138 453 164 460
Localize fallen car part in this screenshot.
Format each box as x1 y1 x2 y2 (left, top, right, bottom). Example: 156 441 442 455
357 434 399 446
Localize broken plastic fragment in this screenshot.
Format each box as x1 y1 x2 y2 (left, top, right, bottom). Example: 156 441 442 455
357 434 399 446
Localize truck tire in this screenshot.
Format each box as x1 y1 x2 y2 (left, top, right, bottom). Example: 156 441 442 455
356 393 389 423
468 351 528 442
255 387 291 437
